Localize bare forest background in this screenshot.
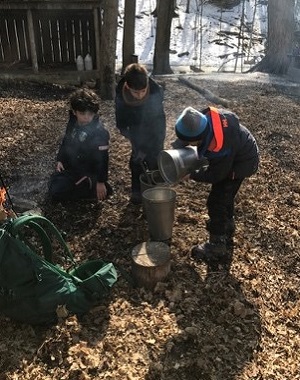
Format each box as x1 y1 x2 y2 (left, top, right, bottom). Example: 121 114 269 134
0 0 298 98
120 0 297 76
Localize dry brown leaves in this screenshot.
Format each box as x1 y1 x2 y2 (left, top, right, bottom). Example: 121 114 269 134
0 75 299 380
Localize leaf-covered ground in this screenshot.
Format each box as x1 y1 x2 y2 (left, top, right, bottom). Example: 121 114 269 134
0 74 299 380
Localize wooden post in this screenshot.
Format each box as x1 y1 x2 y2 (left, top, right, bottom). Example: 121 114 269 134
131 241 171 289
27 9 38 73
93 7 101 71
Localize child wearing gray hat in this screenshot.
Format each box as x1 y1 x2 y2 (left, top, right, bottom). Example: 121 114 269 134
174 106 259 272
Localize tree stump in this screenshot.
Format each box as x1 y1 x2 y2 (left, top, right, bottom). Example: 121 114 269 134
131 242 171 289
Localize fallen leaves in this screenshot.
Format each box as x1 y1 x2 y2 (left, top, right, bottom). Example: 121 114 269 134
0 77 299 380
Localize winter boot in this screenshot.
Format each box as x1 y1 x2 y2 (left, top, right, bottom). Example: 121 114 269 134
225 218 235 248
205 218 236 247
191 234 229 272
130 191 142 205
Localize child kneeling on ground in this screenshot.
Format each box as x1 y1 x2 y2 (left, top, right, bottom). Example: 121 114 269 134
48 88 112 202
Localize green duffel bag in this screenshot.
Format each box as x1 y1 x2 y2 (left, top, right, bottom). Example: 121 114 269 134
0 214 118 325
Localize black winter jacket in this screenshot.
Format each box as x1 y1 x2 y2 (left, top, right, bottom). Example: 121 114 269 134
115 77 166 166
191 108 259 184
57 112 109 183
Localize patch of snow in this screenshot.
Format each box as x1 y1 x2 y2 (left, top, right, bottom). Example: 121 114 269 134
116 0 268 73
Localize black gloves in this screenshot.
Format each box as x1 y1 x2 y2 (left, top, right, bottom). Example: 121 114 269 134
132 150 146 164
171 139 189 149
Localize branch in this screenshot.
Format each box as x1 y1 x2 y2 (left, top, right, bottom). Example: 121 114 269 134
178 77 229 107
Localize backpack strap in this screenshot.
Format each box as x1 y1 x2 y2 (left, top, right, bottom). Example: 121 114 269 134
18 220 53 263
5 215 75 265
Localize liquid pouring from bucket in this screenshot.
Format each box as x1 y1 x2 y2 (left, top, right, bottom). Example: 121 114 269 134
157 146 208 184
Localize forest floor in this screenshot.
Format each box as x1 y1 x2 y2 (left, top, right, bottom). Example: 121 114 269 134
0 72 299 380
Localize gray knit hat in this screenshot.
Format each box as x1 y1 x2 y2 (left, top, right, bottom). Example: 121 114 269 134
175 107 208 141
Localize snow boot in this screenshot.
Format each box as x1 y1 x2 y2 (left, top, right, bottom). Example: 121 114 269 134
205 218 236 247
130 191 142 205
191 234 230 272
225 218 235 248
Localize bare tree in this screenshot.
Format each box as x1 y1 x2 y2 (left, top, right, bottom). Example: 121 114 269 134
122 0 136 73
250 0 295 74
98 0 118 100
152 0 175 74
151 0 178 17
185 0 191 13
192 0 210 72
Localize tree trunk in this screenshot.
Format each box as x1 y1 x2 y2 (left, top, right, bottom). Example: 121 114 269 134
122 0 136 73
98 0 118 100
153 0 175 74
185 0 190 13
152 0 178 17
250 0 294 75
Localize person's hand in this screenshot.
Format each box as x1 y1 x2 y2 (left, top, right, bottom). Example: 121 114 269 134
121 129 130 139
181 174 191 181
96 182 107 200
133 150 146 163
171 139 189 149
56 161 64 172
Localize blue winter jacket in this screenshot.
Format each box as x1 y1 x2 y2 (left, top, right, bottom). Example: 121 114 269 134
190 108 259 184
115 76 166 167
57 112 110 183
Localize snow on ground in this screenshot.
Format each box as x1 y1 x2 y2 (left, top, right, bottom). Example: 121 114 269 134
116 0 268 73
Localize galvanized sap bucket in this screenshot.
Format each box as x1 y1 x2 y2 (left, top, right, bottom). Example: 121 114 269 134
158 146 208 184
142 187 176 241
139 170 167 194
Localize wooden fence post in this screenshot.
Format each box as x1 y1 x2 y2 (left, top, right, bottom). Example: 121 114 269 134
93 7 101 70
27 9 38 73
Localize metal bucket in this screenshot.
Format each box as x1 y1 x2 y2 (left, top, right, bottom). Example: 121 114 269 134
158 146 206 184
139 170 167 194
142 187 176 241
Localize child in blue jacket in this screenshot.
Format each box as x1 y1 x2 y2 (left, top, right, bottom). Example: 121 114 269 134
174 106 259 272
48 88 112 201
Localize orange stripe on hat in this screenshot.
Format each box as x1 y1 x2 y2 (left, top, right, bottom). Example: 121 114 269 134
208 107 224 152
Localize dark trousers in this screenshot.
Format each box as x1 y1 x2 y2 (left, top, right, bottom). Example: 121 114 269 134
48 171 112 201
48 170 113 201
206 177 243 235
48 171 96 201
130 159 144 193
